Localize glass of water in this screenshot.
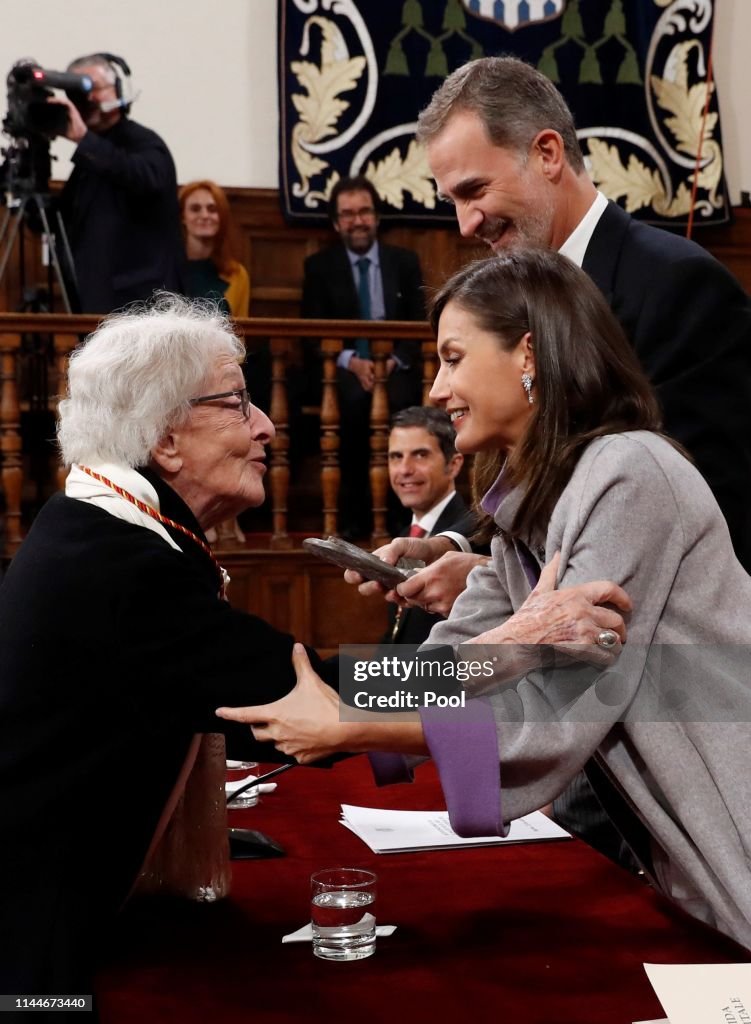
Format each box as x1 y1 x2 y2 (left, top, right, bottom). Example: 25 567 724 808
225 760 259 808
310 867 377 961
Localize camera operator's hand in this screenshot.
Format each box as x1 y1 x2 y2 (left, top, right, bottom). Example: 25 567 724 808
47 95 87 144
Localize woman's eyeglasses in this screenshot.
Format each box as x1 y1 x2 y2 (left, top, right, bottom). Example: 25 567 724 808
189 387 250 418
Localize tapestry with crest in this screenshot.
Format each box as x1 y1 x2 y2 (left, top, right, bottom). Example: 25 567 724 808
278 0 727 227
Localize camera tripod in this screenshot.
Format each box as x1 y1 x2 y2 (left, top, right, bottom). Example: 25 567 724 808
0 188 77 313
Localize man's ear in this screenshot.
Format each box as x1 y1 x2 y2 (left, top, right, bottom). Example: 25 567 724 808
531 129 565 182
150 432 182 475
446 452 464 481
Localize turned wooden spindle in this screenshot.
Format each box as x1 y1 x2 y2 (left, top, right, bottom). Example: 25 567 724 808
369 339 392 545
268 336 293 549
52 333 80 493
422 339 438 405
319 338 342 537
0 332 23 558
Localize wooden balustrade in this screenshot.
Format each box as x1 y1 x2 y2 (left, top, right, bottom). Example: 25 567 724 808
0 330 23 556
0 314 435 560
319 337 343 538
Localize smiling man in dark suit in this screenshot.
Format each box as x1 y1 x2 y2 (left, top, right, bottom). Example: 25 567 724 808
383 406 466 645
419 55 751 572
301 176 425 538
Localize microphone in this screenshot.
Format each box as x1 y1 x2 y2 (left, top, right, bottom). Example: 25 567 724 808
98 89 140 114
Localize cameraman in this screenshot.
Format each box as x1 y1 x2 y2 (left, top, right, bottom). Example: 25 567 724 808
52 54 184 313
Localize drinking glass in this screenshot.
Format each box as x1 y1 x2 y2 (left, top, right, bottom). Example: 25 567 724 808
225 760 259 808
310 867 377 961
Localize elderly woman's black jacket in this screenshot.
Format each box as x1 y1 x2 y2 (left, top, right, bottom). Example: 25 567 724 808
0 471 331 1004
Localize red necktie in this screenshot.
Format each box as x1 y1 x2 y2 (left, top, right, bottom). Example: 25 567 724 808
408 524 427 538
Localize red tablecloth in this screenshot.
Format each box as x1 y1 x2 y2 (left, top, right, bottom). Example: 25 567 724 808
98 757 746 1024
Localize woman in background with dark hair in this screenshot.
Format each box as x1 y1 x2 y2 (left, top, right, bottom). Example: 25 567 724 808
219 250 751 946
179 180 250 318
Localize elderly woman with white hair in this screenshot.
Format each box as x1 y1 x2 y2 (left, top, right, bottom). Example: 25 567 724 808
0 296 333 1005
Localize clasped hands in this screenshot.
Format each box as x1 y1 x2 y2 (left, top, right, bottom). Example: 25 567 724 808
216 551 632 764
348 355 396 393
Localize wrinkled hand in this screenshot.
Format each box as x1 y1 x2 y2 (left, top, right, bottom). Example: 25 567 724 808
215 644 347 764
349 355 375 392
395 551 489 617
47 95 87 142
465 553 631 661
343 535 455 601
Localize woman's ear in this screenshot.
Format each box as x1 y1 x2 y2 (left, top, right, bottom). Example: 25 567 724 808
519 331 535 376
150 433 182 475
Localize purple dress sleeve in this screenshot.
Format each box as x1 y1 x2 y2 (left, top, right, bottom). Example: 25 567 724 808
367 697 505 838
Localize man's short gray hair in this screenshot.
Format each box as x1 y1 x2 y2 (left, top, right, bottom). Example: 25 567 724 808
67 54 117 85
417 56 584 173
57 294 245 468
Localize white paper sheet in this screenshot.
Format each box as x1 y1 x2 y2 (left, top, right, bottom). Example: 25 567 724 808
282 923 397 944
225 776 277 796
340 804 570 854
643 962 751 1024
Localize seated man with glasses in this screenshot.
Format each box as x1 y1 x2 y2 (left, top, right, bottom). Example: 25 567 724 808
300 175 426 539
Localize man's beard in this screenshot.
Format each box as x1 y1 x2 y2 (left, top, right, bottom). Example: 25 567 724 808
477 199 555 252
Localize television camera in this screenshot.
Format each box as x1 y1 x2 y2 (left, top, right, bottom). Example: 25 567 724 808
1 60 92 199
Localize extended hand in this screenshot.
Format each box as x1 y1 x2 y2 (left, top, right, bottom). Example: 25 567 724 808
215 644 347 764
343 535 455 601
395 551 489 617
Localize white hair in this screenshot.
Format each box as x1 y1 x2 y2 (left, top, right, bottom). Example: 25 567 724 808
57 294 246 468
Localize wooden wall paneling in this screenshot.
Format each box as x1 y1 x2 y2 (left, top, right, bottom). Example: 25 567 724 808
4 186 748 317
222 551 388 657
224 553 311 640
307 564 388 654
221 188 751 321
692 209 751 292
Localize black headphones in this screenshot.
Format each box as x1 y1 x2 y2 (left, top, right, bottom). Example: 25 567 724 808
94 52 134 113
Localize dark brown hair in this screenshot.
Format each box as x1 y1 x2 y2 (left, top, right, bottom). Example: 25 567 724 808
328 175 381 223
429 250 663 537
390 405 457 464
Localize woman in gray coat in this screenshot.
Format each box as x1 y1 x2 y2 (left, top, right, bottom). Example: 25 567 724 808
219 251 751 946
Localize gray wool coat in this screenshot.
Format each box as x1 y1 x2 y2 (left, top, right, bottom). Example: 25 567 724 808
427 431 751 946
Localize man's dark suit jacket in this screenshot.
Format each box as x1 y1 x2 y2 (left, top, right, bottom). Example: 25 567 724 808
583 200 751 569
301 241 425 360
300 241 426 533
59 117 184 313
384 491 468 646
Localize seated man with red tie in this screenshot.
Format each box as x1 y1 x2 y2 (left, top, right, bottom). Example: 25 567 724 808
301 176 425 539
382 406 473 645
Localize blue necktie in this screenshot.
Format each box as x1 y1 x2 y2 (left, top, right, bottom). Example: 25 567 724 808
355 257 371 359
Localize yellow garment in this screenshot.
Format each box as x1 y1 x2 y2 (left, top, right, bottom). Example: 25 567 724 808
222 260 250 318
